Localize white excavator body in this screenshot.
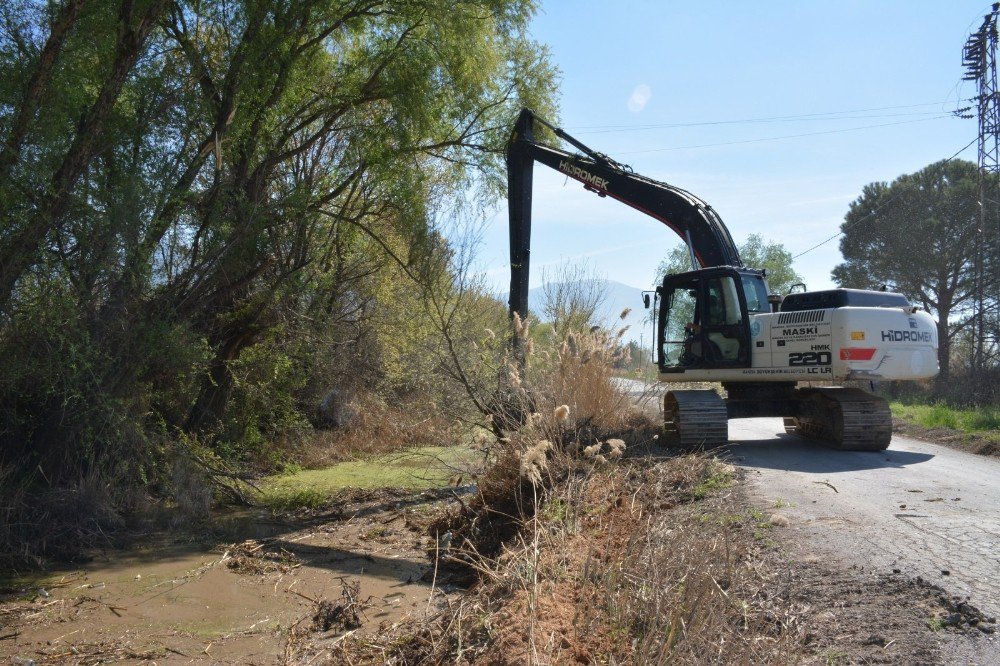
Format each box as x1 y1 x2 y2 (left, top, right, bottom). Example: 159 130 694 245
658 306 939 384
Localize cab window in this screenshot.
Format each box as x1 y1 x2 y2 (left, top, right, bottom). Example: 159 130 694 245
740 274 770 314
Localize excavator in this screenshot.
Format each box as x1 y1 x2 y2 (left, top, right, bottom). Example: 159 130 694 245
506 109 939 451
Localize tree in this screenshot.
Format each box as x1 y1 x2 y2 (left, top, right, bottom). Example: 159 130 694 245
0 0 557 496
832 159 983 386
0 0 169 310
540 261 610 335
737 234 803 295
655 233 803 295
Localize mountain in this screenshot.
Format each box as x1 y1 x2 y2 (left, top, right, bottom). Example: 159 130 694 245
507 279 655 346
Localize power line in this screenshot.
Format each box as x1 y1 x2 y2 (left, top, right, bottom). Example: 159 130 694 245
575 110 955 135
617 116 955 155
790 135 980 260
566 100 965 133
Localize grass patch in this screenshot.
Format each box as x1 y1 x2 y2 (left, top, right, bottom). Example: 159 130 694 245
692 461 734 499
891 402 1000 438
926 616 948 632
260 487 329 511
539 498 570 524
259 445 474 510
820 648 850 665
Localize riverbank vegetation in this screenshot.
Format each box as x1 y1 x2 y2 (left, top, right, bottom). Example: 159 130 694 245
0 0 557 565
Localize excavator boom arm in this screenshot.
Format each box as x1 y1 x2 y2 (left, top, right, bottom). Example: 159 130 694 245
506 108 742 319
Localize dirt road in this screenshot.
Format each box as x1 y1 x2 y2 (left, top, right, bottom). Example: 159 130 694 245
727 418 1000 624
622 377 1000 624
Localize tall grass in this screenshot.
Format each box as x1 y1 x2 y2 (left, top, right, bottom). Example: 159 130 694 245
430 312 644 561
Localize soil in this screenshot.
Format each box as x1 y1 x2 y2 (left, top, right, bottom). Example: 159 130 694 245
0 487 468 665
767 517 999 665
3 429 996 664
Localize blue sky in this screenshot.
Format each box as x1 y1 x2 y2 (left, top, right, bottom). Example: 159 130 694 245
475 1 989 295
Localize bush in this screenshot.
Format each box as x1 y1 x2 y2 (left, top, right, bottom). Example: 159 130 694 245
431 314 638 565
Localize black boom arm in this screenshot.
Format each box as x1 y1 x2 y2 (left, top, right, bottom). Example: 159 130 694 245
506 108 742 320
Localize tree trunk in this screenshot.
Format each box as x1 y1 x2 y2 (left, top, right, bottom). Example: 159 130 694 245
933 314 951 398
184 322 258 435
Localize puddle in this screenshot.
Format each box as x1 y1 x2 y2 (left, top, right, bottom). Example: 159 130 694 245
1 460 473 664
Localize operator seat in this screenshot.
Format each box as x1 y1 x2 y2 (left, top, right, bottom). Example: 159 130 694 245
705 283 742 361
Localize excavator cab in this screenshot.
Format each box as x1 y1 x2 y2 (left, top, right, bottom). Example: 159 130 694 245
657 267 770 372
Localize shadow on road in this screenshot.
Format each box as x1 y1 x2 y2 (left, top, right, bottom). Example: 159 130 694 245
724 434 935 473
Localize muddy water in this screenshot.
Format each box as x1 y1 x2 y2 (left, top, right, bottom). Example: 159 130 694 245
1 492 453 664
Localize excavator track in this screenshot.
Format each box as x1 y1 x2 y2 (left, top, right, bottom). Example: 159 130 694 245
786 387 892 451
663 390 728 449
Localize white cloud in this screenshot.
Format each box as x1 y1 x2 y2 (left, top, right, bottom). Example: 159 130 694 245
627 84 652 113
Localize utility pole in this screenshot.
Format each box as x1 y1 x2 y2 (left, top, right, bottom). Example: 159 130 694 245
960 2 1000 371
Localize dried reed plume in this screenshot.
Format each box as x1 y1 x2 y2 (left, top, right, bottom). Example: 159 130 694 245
553 404 570 422
505 359 522 388
512 312 531 339
519 440 552 486
620 307 632 319
607 438 626 460
583 444 601 459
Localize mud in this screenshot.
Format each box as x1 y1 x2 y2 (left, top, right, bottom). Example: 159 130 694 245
6 409 997 664
0 488 466 665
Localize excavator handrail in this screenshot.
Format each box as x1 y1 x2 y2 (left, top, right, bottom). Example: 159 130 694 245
506 108 742 320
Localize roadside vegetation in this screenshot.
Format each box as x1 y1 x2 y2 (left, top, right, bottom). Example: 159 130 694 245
0 0 556 566
282 315 804 664
1 274 807 663
326 451 799 664
890 400 1000 455
891 402 1000 434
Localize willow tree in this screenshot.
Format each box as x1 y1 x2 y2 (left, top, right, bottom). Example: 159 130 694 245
0 0 556 492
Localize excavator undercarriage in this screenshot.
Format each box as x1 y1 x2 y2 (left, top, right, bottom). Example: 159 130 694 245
663 383 893 451
785 387 893 451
